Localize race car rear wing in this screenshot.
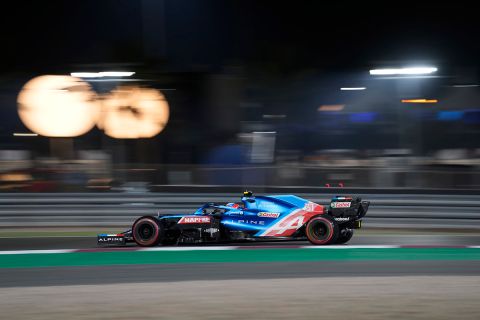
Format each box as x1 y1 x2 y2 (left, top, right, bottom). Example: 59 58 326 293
328 196 369 220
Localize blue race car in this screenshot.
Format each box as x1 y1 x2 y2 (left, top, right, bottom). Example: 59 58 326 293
97 191 369 246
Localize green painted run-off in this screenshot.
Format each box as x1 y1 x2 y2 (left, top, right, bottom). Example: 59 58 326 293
1 248 480 268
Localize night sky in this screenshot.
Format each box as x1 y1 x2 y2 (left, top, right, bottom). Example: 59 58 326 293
0 1 478 73
0 1 478 155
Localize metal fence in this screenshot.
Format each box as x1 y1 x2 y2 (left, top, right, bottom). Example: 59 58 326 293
2 163 480 193
0 191 479 229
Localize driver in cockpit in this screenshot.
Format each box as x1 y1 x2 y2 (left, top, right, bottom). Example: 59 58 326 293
241 190 256 208
242 190 255 202
226 191 254 209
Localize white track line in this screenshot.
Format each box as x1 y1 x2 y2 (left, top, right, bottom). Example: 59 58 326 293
0 249 76 255
301 245 400 249
0 245 479 255
139 246 240 252
0 236 92 239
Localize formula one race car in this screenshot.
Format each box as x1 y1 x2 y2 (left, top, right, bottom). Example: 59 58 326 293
97 191 369 247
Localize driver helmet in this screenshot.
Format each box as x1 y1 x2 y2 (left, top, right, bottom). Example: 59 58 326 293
243 191 253 198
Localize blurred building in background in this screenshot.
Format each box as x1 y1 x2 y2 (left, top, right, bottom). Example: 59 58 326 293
0 1 479 191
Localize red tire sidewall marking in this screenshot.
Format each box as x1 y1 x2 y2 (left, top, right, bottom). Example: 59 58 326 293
133 218 160 246
306 217 334 245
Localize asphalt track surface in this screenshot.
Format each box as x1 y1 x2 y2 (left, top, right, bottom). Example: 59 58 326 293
1 233 480 287
1 260 479 288
1 233 480 250
4 277 480 320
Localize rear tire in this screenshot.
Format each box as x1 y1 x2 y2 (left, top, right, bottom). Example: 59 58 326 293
132 216 163 247
305 215 338 245
335 228 354 244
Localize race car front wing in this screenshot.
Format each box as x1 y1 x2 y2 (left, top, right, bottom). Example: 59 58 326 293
97 233 127 246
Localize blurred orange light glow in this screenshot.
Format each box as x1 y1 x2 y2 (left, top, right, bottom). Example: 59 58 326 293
17 75 100 137
401 99 438 103
318 105 345 111
0 173 32 182
98 86 169 139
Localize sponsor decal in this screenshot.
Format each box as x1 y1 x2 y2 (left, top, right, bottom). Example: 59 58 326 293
331 201 351 208
178 216 212 224
227 219 265 225
97 235 125 244
260 210 313 237
258 212 281 218
98 237 124 242
260 209 312 237
258 202 325 237
204 228 219 234
334 217 350 221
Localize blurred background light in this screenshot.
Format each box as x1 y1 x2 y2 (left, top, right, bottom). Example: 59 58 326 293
370 67 437 75
318 105 345 112
12 133 38 137
100 71 135 77
437 111 464 121
401 99 438 103
250 131 276 163
17 75 100 137
70 72 101 78
340 87 366 91
97 86 169 139
71 71 135 78
452 84 479 88
262 114 286 119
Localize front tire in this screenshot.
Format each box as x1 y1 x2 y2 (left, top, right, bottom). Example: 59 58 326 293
305 215 338 245
132 216 163 247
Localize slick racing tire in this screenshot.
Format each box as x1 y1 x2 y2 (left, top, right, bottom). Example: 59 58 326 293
305 215 338 245
132 216 164 247
335 228 354 244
